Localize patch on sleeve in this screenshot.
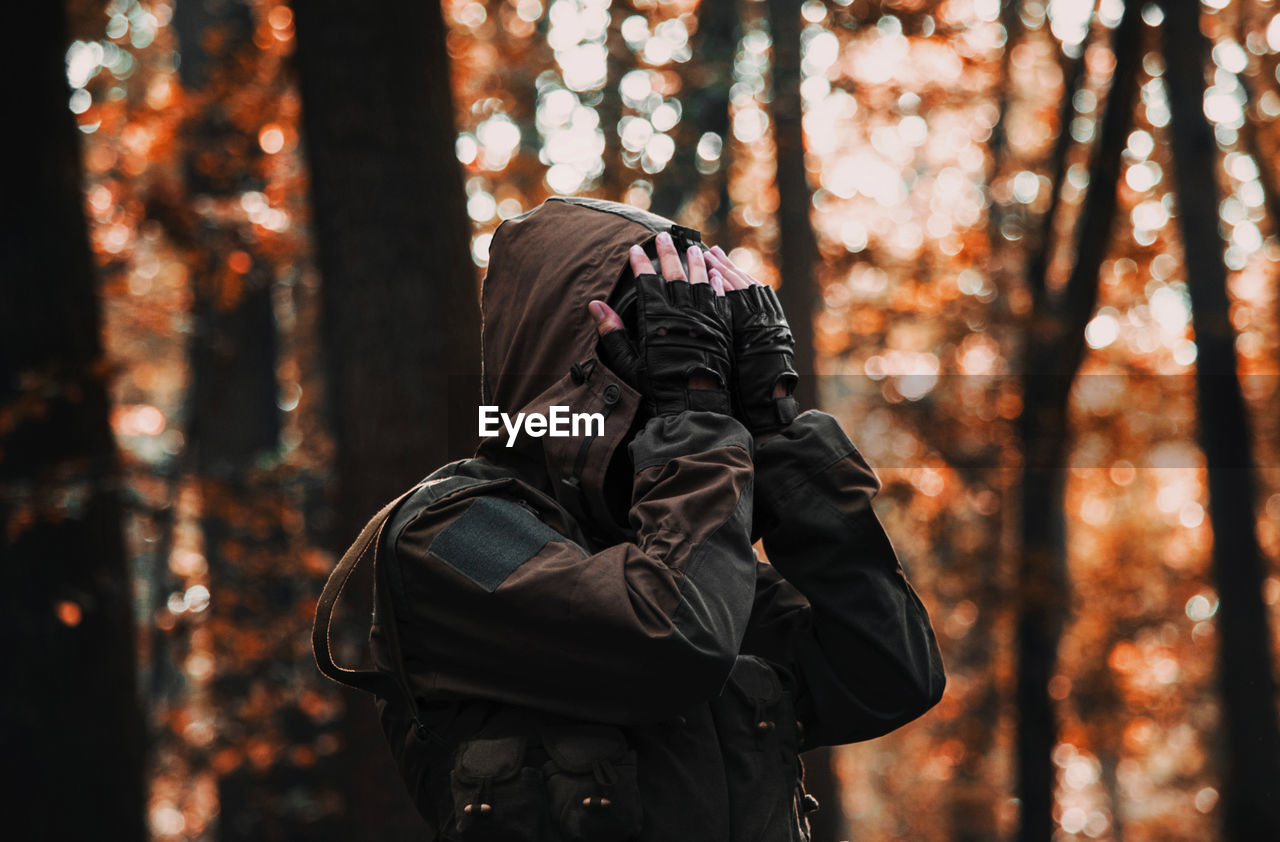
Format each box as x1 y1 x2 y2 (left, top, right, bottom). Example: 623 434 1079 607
429 497 575 592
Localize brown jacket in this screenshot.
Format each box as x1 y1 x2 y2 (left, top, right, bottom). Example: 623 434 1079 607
315 198 945 841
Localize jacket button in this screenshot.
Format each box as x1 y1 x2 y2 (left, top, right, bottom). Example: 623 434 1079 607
602 384 621 405
802 794 821 814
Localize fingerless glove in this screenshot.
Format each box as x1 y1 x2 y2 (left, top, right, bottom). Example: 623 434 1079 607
599 274 733 416
727 285 799 433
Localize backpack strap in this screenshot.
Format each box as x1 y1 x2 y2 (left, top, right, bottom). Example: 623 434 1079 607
313 484 422 707
313 468 508 741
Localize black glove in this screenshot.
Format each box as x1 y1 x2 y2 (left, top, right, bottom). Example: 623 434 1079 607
598 273 733 416
726 285 799 433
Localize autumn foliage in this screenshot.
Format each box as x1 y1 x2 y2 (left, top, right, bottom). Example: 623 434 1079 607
11 0 1279 840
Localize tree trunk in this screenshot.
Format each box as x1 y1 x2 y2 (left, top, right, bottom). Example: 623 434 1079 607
293 0 482 835
168 3 333 839
1159 3 1280 838
766 0 819 417
945 25 1087 842
649 0 739 239
0 1 144 837
170 0 280 475
600 0 639 202
1015 5 1141 842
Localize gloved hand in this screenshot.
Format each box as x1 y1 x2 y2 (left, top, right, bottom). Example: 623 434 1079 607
590 235 733 416
705 247 799 434
726 284 798 433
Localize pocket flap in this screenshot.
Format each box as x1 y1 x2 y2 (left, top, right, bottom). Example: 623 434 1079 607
724 656 782 705
540 725 629 774
455 736 528 782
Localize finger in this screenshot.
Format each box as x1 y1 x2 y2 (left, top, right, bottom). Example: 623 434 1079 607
706 253 749 290
588 300 625 336
629 244 655 277
687 245 709 285
654 231 686 281
703 251 734 287
710 245 761 286
710 273 725 296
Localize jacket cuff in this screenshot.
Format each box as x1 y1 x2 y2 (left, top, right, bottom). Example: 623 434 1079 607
629 411 753 473
751 411 880 542
753 411 877 493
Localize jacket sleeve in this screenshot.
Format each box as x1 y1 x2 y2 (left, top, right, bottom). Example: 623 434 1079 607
740 410 945 748
388 411 757 724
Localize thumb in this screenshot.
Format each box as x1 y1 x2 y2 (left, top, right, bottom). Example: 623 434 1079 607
588 300 625 336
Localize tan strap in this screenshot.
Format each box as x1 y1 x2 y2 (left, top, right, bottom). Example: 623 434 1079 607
312 485 420 701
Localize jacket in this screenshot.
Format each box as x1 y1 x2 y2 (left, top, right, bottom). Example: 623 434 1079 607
313 197 946 841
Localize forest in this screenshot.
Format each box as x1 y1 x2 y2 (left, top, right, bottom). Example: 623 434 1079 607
4 0 1280 840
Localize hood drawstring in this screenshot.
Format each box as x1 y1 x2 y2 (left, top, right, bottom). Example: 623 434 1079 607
569 358 597 386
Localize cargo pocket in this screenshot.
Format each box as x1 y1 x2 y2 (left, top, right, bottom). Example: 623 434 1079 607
449 736 545 841
711 656 811 840
541 724 643 842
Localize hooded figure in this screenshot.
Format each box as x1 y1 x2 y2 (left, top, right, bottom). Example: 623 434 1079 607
315 197 945 841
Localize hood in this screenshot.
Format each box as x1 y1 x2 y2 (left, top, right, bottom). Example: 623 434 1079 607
475 196 703 542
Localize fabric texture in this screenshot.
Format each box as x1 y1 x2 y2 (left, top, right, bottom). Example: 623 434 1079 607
428 497 582 592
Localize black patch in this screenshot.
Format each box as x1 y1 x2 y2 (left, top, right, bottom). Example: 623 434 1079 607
430 497 574 592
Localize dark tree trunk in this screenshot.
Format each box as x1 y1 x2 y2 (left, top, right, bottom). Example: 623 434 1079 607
1015 5 1141 842
649 0 739 240
293 0 482 836
981 0 1025 307
600 0 638 201
293 0 481 536
766 0 819 415
1159 3 1280 838
1020 51 1085 314
985 0 1024 186
947 25 1086 842
169 3 326 840
689 0 739 247
0 1 144 837
170 0 280 476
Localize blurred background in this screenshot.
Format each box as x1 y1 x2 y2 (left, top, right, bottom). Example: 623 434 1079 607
5 0 1280 840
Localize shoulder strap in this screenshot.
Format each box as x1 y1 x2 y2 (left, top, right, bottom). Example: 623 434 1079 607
312 485 420 702
313 470 505 740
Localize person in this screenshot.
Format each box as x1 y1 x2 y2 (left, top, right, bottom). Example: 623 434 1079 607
313 196 945 841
